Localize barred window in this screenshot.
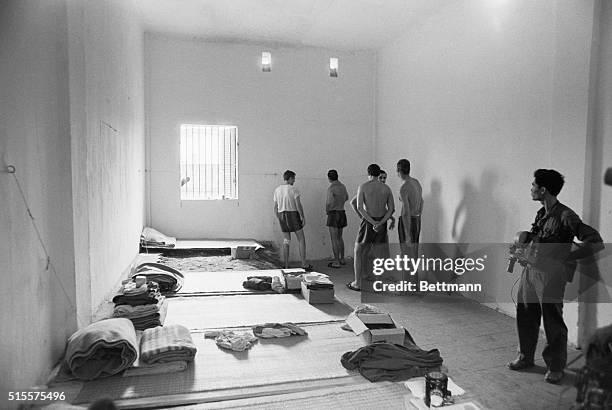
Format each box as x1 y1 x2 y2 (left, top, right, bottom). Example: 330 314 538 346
179 124 238 200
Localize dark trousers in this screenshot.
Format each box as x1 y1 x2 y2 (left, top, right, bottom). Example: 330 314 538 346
516 267 568 371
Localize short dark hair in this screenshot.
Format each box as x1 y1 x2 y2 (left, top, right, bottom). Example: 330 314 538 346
367 164 381 177
534 169 564 196
379 170 387 176
327 169 338 181
283 170 296 181
397 159 411 175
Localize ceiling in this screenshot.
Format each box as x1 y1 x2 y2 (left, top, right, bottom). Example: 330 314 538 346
134 0 450 50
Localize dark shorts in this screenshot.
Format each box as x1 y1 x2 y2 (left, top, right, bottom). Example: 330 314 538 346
326 210 347 228
279 211 303 233
398 216 421 244
356 217 388 244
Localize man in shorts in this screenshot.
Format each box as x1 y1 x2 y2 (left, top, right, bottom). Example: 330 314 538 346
326 169 349 268
397 159 423 254
273 170 312 270
347 164 395 291
350 169 396 230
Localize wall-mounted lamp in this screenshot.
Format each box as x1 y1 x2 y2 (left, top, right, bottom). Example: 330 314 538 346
262 52 271 72
329 57 338 77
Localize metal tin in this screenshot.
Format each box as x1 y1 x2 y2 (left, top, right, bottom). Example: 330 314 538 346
425 371 448 408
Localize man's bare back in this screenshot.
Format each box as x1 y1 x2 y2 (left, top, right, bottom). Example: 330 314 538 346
358 180 393 219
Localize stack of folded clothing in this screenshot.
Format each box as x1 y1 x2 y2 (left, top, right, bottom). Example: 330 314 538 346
112 279 168 331
130 262 184 294
113 280 162 306
140 324 197 364
113 296 168 331
302 272 334 290
64 318 138 380
140 226 176 248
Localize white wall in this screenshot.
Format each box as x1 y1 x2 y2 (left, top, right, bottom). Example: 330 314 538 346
146 35 375 260
0 0 76 396
68 0 146 321
584 0 612 333
0 0 146 396
375 0 599 344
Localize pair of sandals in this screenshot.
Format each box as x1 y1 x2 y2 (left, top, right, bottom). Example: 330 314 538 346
327 259 347 269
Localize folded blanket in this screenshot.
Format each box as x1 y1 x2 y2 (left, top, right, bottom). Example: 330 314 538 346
140 324 197 364
64 318 138 380
131 263 184 293
140 227 177 248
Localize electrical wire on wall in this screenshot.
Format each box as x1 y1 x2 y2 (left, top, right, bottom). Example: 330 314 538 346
5 164 87 326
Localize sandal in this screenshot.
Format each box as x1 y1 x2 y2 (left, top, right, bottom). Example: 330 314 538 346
327 262 341 269
346 282 361 292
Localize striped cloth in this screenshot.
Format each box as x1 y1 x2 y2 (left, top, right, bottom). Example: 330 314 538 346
140 324 197 364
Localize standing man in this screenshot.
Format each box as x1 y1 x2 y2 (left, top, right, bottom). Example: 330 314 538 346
273 170 312 271
347 164 394 291
397 159 423 259
507 169 603 384
350 169 396 230
326 170 349 268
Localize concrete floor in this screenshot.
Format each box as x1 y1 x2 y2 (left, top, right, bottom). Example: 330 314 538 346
312 258 581 410
88 252 581 409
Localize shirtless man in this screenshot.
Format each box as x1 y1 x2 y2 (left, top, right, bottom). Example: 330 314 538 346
397 159 423 254
347 164 395 291
351 169 396 229
326 169 349 268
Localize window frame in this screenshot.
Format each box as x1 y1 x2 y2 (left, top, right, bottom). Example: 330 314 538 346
178 123 239 201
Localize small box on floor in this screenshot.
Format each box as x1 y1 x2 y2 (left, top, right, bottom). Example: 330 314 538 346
345 312 405 345
282 270 304 293
301 281 334 304
231 246 257 259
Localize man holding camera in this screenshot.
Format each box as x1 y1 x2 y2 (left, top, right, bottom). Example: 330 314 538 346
507 169 604 384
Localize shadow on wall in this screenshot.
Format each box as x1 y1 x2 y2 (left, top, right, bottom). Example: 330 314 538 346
452 170 508 244
422 179 443 243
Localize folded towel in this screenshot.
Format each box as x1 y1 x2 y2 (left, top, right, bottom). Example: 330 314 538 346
140 324 197 364
64 318 138 380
